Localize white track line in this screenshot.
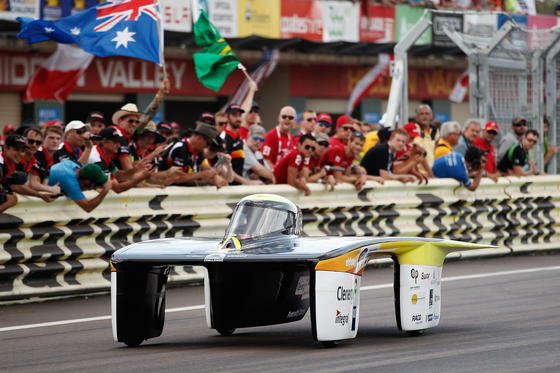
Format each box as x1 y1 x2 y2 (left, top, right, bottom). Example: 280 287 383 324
2 265 559 333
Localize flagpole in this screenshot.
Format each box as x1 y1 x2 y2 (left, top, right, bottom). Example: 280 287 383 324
238 63 257 87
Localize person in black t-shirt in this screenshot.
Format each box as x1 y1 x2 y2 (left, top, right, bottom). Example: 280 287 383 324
497 129 540 176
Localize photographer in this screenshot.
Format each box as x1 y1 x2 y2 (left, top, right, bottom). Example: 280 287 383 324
432 147 485 191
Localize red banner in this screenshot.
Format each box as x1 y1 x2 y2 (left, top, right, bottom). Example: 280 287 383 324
290 64 464 100
0 52 243 96
280 0 323 42
360 4 395 43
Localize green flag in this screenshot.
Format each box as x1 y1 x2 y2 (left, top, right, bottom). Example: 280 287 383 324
193 11 240 92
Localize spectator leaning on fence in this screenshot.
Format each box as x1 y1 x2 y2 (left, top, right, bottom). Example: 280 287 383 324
48 160 112 212
497 129 540 176
304 132 335 189
274 134 315 196
434 121 462 160
33 125 62 185
433 147 486 191
54 120 93 165
23 127 60 196
321 131 381 190
453 119 481 156
330 115 353 148
497 116 527 161
361 128 416 183
313 113 332 137
243 124 274 184
473 121 500 180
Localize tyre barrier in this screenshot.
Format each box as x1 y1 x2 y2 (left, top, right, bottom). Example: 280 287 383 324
0 176 558 301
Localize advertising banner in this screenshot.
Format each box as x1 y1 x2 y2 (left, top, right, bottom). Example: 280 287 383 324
359 4 394 43
321 0 359 42
463 13 496 37
208 0 238 38
0 52 243 96
161 0 191 33
237 0 280 38
395 4 431 45
0 0 40 21
497 13 527 50
291 64 463 100
432 12 463 47
280 0 323 42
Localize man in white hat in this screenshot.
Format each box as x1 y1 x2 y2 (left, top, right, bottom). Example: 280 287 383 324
54 120 93 165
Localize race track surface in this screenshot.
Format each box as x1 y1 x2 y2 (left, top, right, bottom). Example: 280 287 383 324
1 253 559 373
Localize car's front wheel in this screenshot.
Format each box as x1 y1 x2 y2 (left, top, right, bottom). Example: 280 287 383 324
216 328 236 336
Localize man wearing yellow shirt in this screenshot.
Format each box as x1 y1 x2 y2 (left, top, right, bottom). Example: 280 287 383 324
407 104 440 167
434 121 462 160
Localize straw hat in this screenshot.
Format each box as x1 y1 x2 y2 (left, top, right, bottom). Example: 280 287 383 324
112 103 141 124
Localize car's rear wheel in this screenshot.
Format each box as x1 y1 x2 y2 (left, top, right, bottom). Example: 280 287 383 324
320 340 340 348
216 328 236 336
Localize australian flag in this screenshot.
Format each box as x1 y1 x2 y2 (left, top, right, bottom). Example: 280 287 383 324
17 0 162 65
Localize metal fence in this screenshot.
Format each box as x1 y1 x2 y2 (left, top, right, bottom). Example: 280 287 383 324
386 10 560 173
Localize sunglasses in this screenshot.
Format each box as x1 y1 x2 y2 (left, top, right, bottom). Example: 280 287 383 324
318 121 331 128
76 128 88 135
217 121 228 126
342 126 353 131
251 135 265 142
304 144 316 151
526 138 537 144
306 117 317 122
513 122 526 127
127 119 140 124
281 115 295 121
26 139 42 146
318 141 330 147
487 130 498 135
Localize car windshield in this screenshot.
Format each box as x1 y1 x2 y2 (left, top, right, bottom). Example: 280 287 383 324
224 202 297 240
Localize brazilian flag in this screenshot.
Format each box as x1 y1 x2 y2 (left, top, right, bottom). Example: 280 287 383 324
193 11 240 92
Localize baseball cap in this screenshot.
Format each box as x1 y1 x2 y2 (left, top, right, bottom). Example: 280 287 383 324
86 111 105 124
484 121 500 133
403 122 421 139
5 134 28 149
512 116 527 126
79 164 108 186
3 124 15 135
198 112 215 126
65 120 87 133
317 113 332 125
157 121 173 133
250 101 259 112
336 115 353 128
225 104 245 114
98 127 123 142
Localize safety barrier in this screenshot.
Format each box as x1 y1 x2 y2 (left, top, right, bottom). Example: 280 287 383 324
0 176 558 301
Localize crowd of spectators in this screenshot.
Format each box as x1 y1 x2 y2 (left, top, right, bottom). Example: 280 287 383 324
0 86 553 212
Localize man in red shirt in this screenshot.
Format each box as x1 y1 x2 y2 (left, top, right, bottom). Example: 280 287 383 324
473 121 500 180
313 113 332 137
321 131 383 190
274 134 316 196
295 110 317 142
263 106 296 169
330 115 354 148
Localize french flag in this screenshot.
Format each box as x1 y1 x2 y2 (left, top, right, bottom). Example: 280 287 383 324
24 44 93 103
449 70 469 103
346 54 392 115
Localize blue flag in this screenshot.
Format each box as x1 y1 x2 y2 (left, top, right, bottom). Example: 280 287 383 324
17 0 162 65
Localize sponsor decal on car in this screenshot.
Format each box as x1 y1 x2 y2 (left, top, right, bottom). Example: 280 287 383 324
411 268 419 284
411 314 422 323
295 275 310 299
351 305 357 331
427 314 433 322
421 272 430 280
335 310 349 326
337 285 354 301
411 293 418 304
429 289 433 307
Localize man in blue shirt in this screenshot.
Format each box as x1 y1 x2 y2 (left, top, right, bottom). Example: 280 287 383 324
432 147 484 191
48 160 112 212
